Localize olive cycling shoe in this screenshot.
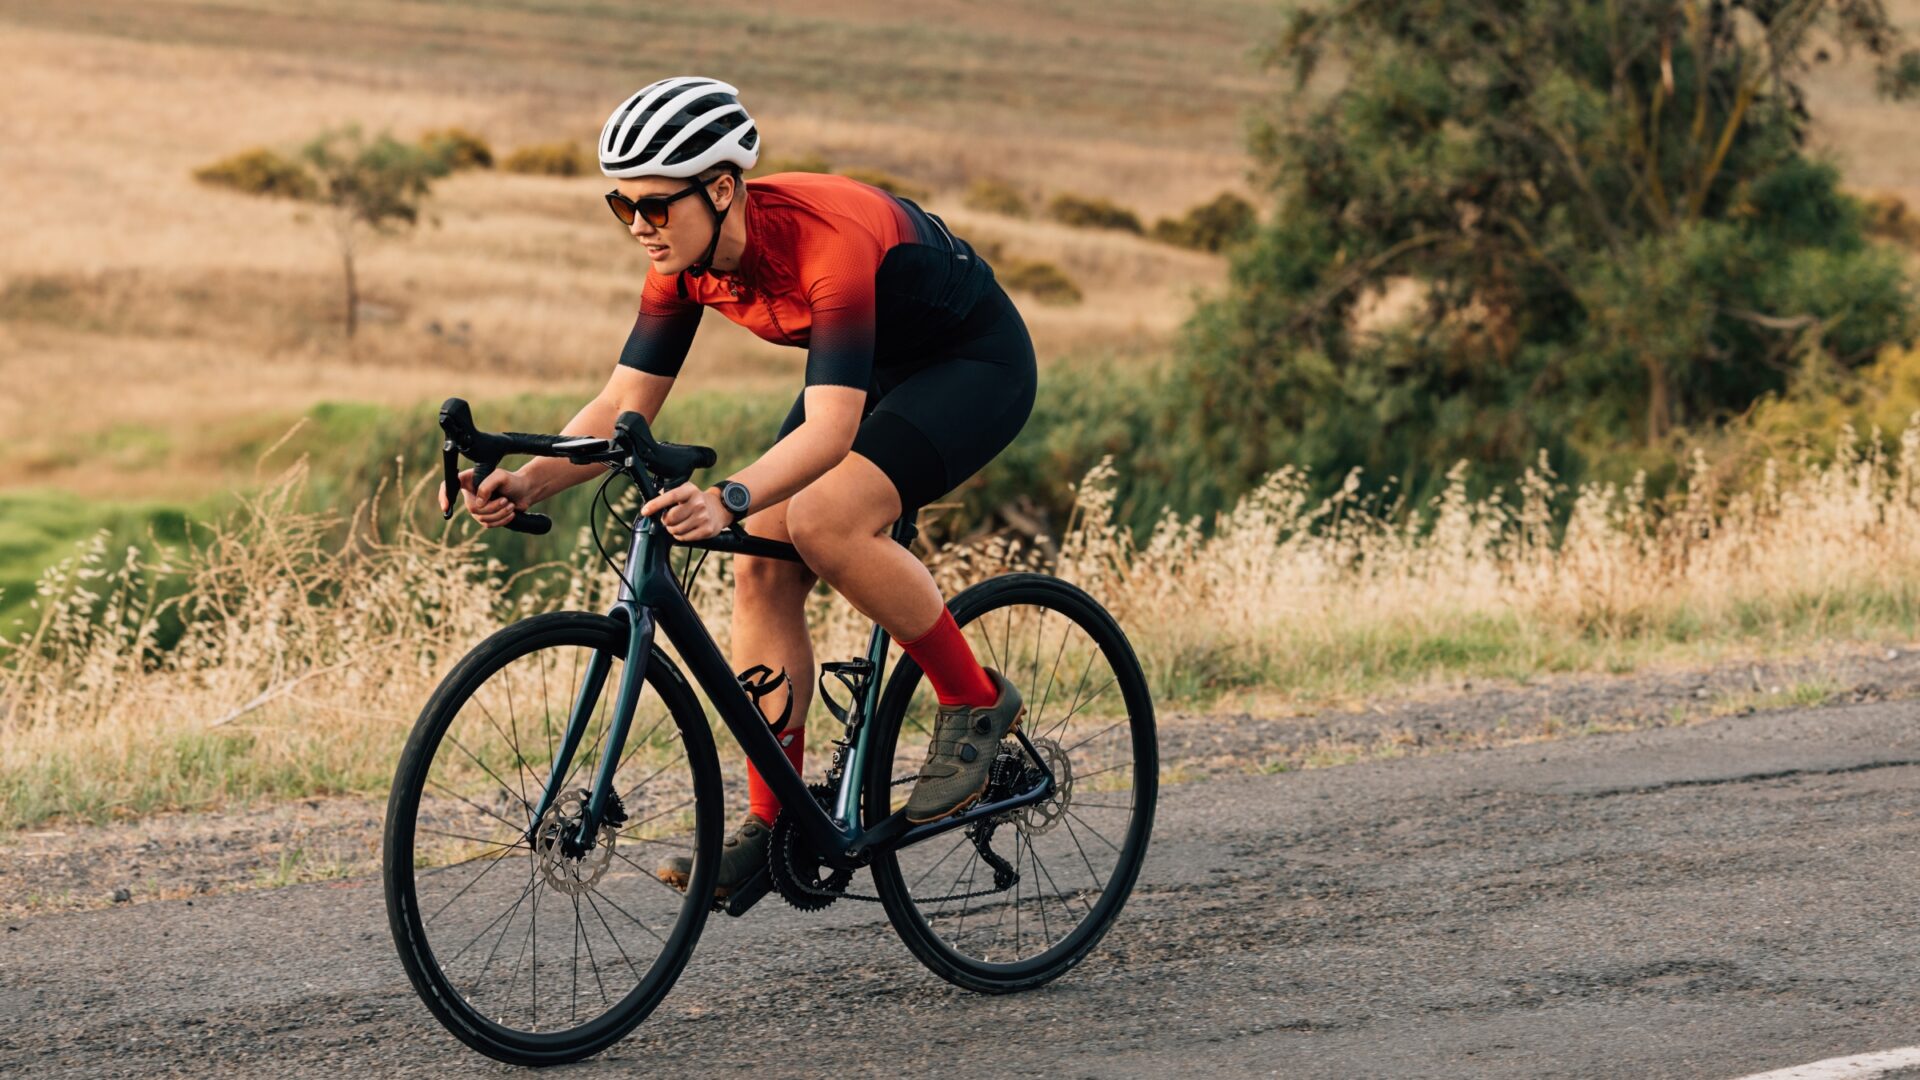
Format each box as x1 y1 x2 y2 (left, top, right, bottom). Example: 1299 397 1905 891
656 812 771 898
901 667 1026 824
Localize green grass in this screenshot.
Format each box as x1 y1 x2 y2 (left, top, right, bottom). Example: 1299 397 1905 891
0 489 200 636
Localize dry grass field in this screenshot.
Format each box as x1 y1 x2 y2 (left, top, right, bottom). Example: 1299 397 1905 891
0 0 1269 499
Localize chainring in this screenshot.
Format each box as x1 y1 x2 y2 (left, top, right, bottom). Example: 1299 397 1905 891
769 784 854 912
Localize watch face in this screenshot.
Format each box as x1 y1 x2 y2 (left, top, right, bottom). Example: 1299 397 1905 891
723 483 751 514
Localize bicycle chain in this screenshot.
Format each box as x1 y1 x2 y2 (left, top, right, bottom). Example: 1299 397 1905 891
781 773 1023 906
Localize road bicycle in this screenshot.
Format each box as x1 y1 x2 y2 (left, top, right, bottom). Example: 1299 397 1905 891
382 399 1157 1065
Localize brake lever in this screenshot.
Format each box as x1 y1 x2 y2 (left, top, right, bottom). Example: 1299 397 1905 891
440 439 462 521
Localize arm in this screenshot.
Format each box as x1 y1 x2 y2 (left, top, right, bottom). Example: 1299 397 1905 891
444 276 698 527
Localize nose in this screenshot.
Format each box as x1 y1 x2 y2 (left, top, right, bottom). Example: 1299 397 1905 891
628 216 656 240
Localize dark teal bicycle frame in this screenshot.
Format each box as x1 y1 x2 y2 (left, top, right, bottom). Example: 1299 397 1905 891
523 500 1055 871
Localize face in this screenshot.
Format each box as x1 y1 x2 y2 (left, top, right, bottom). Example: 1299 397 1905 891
613 174 736 275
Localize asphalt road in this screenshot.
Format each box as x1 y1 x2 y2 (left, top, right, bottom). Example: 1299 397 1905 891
5 700 1920 1078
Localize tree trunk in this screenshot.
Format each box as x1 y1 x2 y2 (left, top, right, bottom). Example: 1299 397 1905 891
341 242 358 339
1642 352 1671 445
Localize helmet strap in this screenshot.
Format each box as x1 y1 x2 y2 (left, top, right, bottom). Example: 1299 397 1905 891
676 166 741 301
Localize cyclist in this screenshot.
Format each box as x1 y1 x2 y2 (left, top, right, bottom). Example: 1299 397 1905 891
441 76 1037 897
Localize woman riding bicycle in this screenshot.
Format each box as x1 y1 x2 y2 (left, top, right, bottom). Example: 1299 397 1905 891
442 76 1038 897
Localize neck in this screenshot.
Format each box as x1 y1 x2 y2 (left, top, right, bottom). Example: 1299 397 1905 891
707 188 749 272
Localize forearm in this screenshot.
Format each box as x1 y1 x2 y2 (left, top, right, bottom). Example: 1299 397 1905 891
725 420 853 511
516 369 672 504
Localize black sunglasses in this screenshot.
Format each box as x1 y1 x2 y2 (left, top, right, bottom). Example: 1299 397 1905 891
605 177 713 228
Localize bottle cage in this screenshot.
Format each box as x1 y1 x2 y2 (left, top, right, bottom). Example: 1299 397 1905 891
735 663 794 734
815 658 875 727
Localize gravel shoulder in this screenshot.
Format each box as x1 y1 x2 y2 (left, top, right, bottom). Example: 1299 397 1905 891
7 642 1917 919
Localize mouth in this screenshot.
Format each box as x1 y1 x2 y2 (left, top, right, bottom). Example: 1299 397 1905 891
643 243 670 259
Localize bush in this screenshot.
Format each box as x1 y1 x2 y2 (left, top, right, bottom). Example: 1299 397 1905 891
839 167 929 201
751 152 833 176
1863 192 1920 248
501 142 592 177
998 258 1083 305
1047 193 1143 234
192 148 317 200
964 178 1030 217
420 127 494 171
1151 192 1257 253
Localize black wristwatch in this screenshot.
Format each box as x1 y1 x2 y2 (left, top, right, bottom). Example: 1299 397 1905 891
717 480 752 522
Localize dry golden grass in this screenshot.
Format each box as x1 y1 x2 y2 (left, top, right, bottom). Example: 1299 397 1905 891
5 423 1920 828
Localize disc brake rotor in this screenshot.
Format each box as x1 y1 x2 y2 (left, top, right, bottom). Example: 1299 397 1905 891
1014 737 1072 837
532 791 618 897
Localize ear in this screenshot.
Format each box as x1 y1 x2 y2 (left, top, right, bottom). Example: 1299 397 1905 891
709 171 738 212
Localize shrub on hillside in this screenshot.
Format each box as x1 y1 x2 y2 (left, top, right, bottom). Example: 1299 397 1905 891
964 178 1031 217
192 148 317 200
1151 192 1257 253
840 167 929 201
420 127 494 171
1047 193 1143 234
998 258 1083 305
1864 193 1920 247
501 142 592 176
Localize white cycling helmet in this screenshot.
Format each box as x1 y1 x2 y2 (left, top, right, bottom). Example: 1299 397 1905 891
598 76 760 179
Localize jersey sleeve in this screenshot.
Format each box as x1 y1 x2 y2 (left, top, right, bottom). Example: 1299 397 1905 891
801 245 880 391
617 271 702 378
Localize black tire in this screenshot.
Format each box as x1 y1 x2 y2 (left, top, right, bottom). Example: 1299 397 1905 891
863 573 1156 993
383 611 722 1065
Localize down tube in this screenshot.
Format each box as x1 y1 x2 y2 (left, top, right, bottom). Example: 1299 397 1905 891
650 590 852 852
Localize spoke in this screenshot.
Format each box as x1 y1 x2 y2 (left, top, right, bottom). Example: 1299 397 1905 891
446 865 539 968
1033 617 1074 735
587 878 670 946
609 845 698 905
618 751 689 807
426 777 531 839
615 708 673 780
1002 604 1014 686
1012 829 1025 958
1025 832 1052 950
421 827 524 851
976 617 1002 674
576 891 612 1008
1064 808 1123 854
571 893 584 1023
1071 800 1137 811
471 694 533 816
1063 816 1110 894
583 890 645 983
444 730 533 827
617 796 694 837
1042 646 1100 741
1029 607 1046 719
1061 707 1127 756
1069 760 1135 783
529 868 541 1030
425 839 519 926
949 849 981 935
417 840 522 879
1029 836 1094 920
909 835 971 892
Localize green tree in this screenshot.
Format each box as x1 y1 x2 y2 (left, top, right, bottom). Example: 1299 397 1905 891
1174 0 1920 510
300 126 452 338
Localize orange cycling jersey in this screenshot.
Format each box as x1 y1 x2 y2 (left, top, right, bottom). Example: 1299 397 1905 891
618 172 993 390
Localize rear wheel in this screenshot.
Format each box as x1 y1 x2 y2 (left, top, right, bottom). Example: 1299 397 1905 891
383 611 722 1065
864 573 1156 993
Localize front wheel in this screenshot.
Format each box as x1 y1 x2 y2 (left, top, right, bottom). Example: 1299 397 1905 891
864 573 1157 993
383 610 723 1065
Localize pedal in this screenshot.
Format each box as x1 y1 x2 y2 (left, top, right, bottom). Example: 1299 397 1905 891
720 866 772 917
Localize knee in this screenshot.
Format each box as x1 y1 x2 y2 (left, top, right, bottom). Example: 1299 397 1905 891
734 554 813 605
786 488 848 574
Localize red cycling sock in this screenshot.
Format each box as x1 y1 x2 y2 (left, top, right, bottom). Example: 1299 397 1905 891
898 607 999 707
747 725 805 824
